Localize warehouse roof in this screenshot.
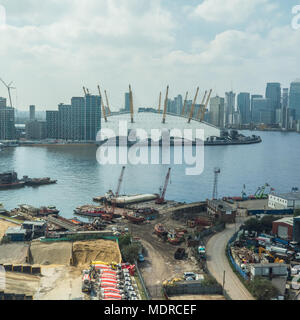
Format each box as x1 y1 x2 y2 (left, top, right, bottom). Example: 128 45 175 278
273 217 294 226
5 227 26 235
273 192 300 201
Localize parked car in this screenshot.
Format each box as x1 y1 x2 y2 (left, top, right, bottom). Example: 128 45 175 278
138 253 145 262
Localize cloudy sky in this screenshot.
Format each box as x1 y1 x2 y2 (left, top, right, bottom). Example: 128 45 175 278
0 0 299 111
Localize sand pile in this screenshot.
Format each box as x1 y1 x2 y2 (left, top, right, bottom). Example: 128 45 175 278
72 239 121 268
0 243 30 264
30 242 72 266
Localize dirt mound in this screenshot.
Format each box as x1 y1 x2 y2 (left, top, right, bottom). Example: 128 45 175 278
72 239 121 268
30 242 72 266
0 243 29 264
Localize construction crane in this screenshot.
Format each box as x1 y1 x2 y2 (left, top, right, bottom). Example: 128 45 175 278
115 166 126 198
162 85 169 124
104 90 112 115
0 78 16 108
158 92 162 113
109 166 126 216
181 92 188 116
83 87 87 96
200 89 212 122
129 85 134 123
97 85 107 122
188 87 199 123
156 168 171 205
212 167 221 199
196 90 207 120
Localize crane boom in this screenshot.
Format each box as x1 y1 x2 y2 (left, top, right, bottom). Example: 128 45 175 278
156 168 171 204
162 85 169 124
181 91 188 116
115 166 126 198
104 90 111 115
200 89 212 122
188 87 199 123
83 86 87 96
97 85 107 122
197 90 207 120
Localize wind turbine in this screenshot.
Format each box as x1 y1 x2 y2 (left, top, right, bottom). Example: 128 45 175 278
0 78 16 108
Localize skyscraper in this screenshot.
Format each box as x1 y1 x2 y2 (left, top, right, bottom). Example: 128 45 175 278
209 96 225 128
0 105 15 140
237 92 250 124
0 97 6 108
30 105 36 121
282 88 289 129
266 82 281 123
252 98 273 124
225 91 236 125
289 80 300 120
85 94 101 141
251 95 263 122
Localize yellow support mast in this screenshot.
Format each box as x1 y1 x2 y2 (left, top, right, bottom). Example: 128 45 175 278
188 87 199 123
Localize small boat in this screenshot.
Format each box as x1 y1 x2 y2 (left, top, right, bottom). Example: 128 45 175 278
126 212 145 224
154 223 168 237
23 177 57 186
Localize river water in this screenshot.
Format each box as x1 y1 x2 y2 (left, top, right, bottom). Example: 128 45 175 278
0 131 300 219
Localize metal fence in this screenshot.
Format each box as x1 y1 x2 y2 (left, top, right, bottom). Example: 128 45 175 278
135 261 151 300
227 233 249 280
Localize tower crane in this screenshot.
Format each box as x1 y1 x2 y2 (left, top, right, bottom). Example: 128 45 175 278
156 168 171 204
83 87 87 96
181 92 188 116
162 85 169 124
0 78 16 108
200 89 212 122
188 87 200 123
97 85 107 122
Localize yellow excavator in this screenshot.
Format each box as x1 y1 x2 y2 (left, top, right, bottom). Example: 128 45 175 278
258 247 284 264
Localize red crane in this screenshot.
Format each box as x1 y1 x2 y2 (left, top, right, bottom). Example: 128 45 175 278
156 168 171 204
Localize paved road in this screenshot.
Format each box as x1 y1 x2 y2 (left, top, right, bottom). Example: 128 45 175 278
206 221 254 300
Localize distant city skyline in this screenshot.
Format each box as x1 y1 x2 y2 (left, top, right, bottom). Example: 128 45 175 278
0 0 299 110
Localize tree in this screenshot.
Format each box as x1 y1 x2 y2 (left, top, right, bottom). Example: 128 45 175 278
243 218 263 233
118 233 131 250
260 215 277 233
248 276 279 300
121 243 140 264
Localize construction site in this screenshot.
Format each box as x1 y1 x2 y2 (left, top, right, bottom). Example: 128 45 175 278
0 164 299 301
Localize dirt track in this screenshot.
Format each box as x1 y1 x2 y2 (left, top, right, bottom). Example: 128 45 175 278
206 220 254 300
0 219 18 241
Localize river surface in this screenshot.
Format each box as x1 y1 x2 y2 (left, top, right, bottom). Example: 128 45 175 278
0 131 300 219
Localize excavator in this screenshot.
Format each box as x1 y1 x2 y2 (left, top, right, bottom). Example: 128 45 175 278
254 183 270 199
258 247 284 264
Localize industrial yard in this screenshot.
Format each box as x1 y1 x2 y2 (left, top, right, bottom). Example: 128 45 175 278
1 167 300 301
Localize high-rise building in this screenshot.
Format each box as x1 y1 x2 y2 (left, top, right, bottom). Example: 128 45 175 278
225 91 236 125
26 120 47 140
125 92 130 112
237 92 251 124
266 82 281 123
251 95 263 122
0 106 15 140
281 88 289 129
289 80 300 120
46 94 101 141
209 96 225 128
29 105 36 121
252 98 273 124
84 94 101 141
0 97 6 108
46 111 59 139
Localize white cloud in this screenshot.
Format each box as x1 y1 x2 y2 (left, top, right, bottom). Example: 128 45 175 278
191 0 270 24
